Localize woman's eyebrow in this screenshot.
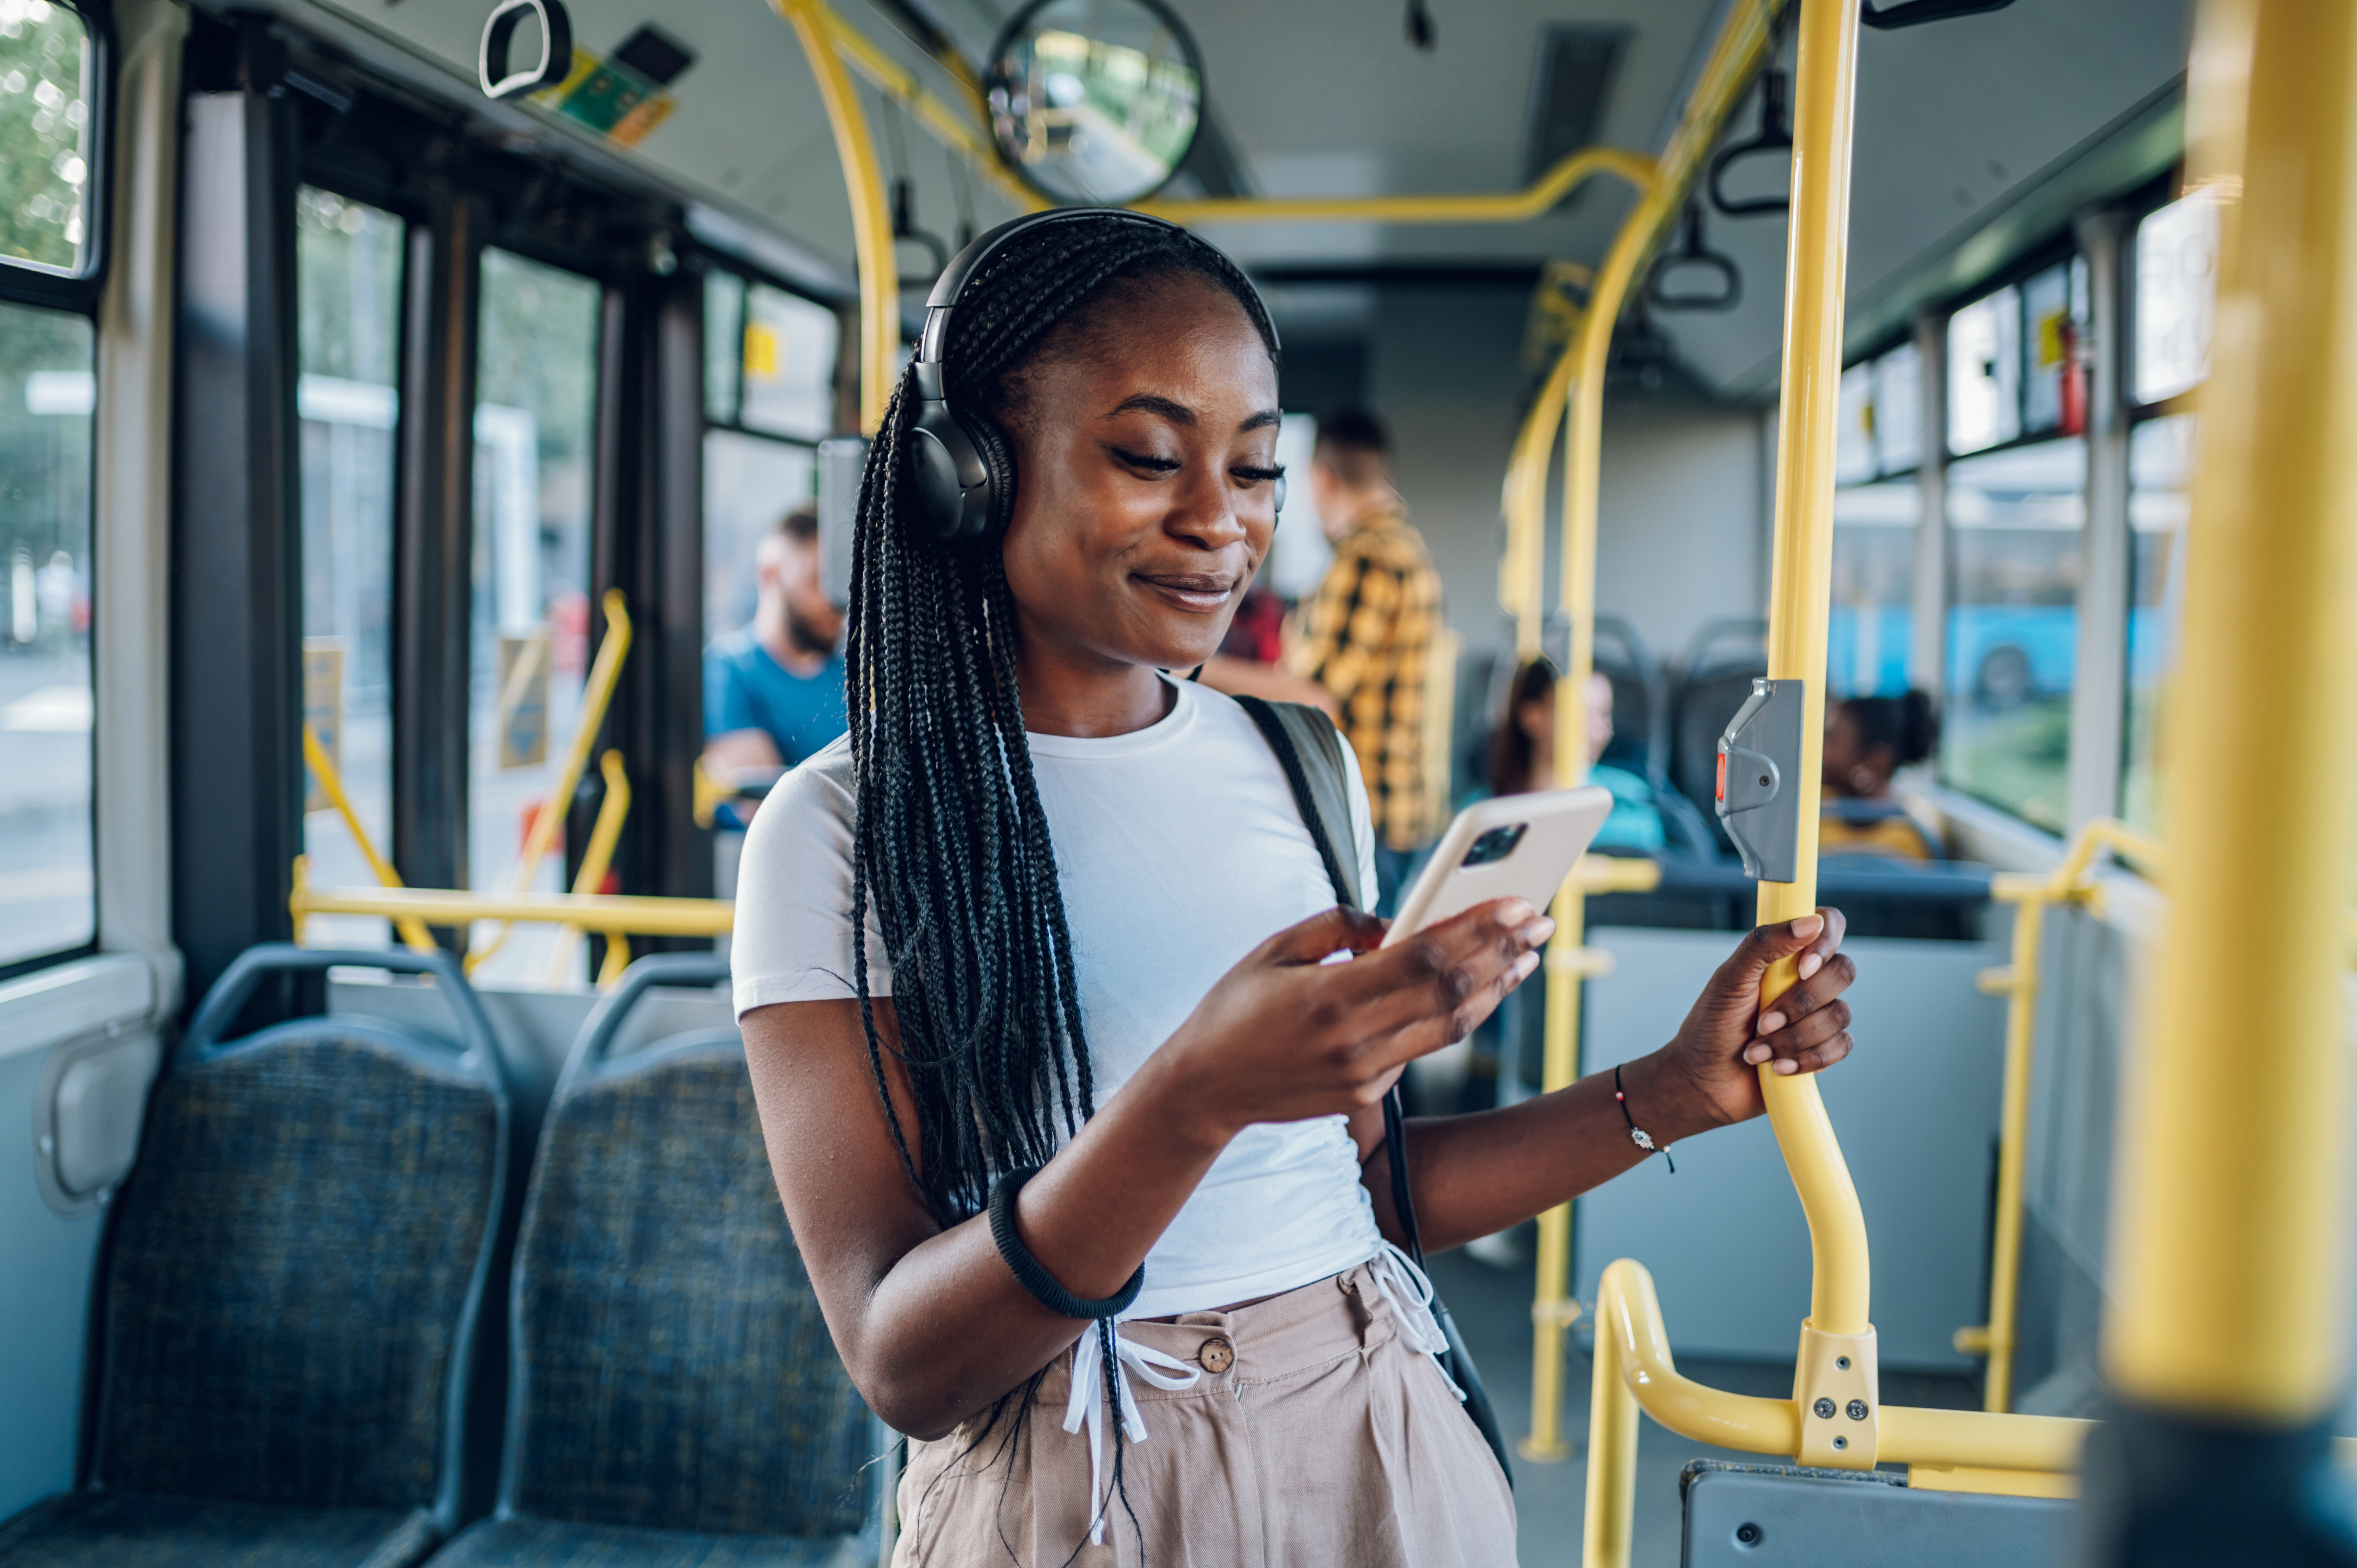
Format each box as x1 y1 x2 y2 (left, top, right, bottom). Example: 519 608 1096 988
1239 409 1281 433
1104 393 1196 425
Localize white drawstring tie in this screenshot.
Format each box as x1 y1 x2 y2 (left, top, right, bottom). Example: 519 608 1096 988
1063 1323 1203 1545
1367 1242 1466 1400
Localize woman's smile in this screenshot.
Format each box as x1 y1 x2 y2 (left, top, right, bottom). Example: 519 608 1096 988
1131 569 1240 614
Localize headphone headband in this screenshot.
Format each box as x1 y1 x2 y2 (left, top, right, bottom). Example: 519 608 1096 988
903 207 1282 541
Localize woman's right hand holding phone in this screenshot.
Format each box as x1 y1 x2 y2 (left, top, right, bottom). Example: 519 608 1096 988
1146 899 1554 1147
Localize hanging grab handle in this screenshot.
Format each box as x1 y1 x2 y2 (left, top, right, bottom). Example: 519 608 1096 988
1646 203 1740 313
1707 66 1792 219
1859 0 2015 28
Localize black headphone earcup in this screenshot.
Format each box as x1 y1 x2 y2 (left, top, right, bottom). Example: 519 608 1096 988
958 408 1019 540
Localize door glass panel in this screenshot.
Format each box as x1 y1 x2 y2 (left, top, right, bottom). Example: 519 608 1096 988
704 429 814 646
1939 437 2086 832
738 281 837 441
2120 414 2195 833
295 187 403 949
0 0 94 277
1829 481 1919 699
471 248 600 985
0 299 94 968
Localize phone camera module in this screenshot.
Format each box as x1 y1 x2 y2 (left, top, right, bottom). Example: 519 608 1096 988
1461 823 1528 868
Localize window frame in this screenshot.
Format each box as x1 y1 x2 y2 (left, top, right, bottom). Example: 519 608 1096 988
0 0 110 980
1938 234 2086 467
0 0 112 312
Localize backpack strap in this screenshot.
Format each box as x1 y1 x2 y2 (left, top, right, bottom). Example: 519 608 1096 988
1231 695 1423 1258
1231 696 1366 912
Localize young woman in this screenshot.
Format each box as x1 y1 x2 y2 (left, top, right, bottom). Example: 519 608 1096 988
1820 690 1945 860
732 210 1860 1567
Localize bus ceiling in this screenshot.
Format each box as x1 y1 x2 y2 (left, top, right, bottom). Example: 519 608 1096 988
179 0 2180 413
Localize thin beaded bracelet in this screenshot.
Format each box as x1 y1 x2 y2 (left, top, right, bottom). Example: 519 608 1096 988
1613 1062 1676 1174
988 1166 1145 1319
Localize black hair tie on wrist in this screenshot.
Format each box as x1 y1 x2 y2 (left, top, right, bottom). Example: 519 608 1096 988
988 1166 1145 1320
1613 1062 1676 1174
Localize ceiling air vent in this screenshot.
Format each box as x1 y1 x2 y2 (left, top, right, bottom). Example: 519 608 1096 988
1524 25 1629 183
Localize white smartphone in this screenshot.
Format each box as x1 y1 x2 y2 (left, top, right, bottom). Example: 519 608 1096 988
1381 786 1615 945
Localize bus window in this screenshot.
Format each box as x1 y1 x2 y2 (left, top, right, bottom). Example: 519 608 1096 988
1829 342 1923 700
705 432 814 652
2121 413 2194 833
0 302 93 971
1830 482 1918 699
737 281 836 442
0 0 94 278
1947 286 2021 456
701 270 830 733
295 188 403 949
2134 194 2219 407
1940 437 2087 833
470 248 600 983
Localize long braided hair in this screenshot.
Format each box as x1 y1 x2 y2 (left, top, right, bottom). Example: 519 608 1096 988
845 215 1280 1225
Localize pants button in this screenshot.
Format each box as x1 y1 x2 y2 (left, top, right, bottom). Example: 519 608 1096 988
1199 1336 1234 1374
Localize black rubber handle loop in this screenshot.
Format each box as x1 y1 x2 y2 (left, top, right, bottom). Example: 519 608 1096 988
1861 0 2015 28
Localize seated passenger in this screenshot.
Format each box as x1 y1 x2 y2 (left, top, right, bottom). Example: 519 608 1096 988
701 505 847 820
1820 690 1946 860
732 210 1860 1566
1488 660 1664 855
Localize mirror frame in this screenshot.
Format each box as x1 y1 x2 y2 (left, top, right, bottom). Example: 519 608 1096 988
984 0 1206 206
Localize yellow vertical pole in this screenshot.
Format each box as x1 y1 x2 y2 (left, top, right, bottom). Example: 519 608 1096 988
1980 892 2046 1413
1751 0 1869 1348
774 0 899 435
1524 0 1783 1473
2104 0 2357 1427
1523 160 1661 1462
1582 1299 1643 1568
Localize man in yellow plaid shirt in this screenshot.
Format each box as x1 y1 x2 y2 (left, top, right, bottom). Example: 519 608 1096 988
1287 409 1441 906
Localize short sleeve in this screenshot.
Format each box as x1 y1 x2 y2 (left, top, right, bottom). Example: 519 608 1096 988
705 644 757 740
729 743 894 1017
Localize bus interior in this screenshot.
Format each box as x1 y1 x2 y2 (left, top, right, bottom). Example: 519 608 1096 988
2 0 2350 1562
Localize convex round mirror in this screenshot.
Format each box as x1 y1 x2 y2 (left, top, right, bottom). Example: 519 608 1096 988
986 0 1203 205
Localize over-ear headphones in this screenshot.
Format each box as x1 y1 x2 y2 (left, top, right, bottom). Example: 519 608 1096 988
905 207 1285 542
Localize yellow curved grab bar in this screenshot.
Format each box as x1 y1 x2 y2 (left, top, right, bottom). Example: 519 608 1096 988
774 0 901 435
1584 1259 2093 1566
465 590 635 976
1140 146 1660 229
1961 817 2165 1411
544 749 633 989
298 723 437 955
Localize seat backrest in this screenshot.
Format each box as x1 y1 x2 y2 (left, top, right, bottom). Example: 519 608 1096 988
1594 615 1667 780
95 945 509 1531
503 955 872 1539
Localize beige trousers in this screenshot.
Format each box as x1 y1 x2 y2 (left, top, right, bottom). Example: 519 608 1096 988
892 1262 1517 1568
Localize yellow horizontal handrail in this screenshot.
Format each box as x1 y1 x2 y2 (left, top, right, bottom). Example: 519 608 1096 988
1140 146 1660 227
812 1 1043 217
295 883 733 939
1584 1259 2091 1562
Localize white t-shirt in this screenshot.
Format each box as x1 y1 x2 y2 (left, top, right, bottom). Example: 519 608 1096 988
731 677 1386 1318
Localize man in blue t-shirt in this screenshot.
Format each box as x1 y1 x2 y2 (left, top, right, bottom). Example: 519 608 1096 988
703 505 847 819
